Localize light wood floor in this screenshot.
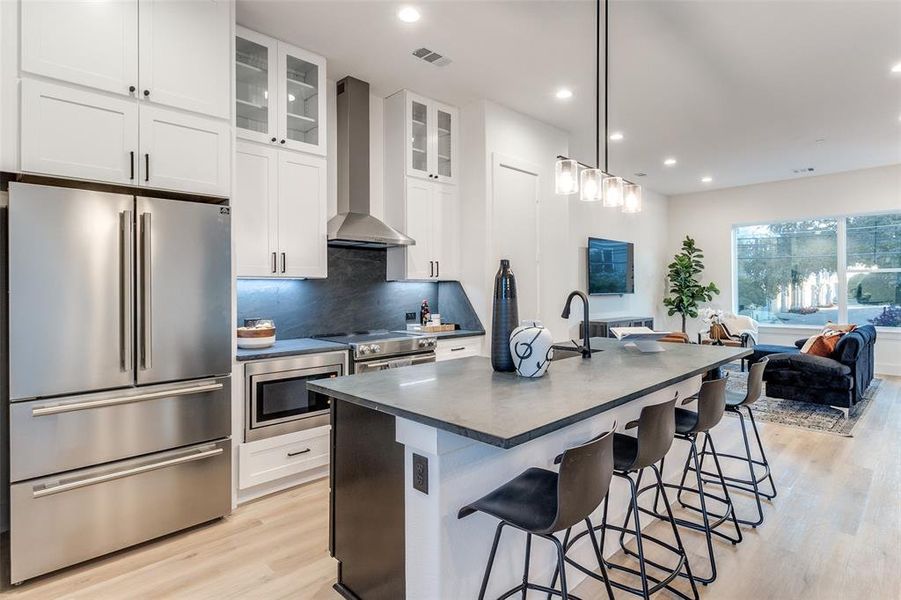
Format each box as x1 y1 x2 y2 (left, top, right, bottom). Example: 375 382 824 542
2 376 899 599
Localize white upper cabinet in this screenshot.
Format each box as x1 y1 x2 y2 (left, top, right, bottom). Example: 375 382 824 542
20 79 139 185
138 105 231 197
20 0 139 97
234 140 327 279
395 90 458 185
138 0 231 119
235 27 327 156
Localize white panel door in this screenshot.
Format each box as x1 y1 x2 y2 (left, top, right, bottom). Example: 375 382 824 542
138 0 231 119
21 0 139 96
235 142 278 277
235 26 278 145
492 156 540 322
404 178 434 279
21 79 138 184
434 184 459 280
139 105 230 196
431 101 458 185
276 42 327 156
405 92 431 181
277 151 327 278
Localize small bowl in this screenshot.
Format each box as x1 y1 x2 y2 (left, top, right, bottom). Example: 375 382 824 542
238 335 276 349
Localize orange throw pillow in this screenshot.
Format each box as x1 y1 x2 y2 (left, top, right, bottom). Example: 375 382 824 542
802 332 843 357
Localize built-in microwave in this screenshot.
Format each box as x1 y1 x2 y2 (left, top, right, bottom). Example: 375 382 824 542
244 351 348 442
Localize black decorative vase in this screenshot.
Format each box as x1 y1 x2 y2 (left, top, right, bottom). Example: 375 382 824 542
491 259 519 372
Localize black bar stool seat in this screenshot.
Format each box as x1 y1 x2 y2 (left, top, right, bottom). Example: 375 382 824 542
459 428 617 600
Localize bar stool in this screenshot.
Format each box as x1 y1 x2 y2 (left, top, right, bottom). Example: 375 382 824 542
557 396 699 600
629 377 742 586
694 358 777 527
458 427 617 600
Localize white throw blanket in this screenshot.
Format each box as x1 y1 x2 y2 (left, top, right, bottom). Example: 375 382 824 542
721 312 759 345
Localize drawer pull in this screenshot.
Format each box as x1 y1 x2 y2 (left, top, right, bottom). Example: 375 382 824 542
287 448 311 457
31 382 224 417
450 347 466 352
33 447 223 498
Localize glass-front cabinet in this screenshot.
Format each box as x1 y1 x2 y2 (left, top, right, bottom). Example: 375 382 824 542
235 27 326 156
402 91 458 185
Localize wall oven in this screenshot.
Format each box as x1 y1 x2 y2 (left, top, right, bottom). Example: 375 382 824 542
244 351 348 442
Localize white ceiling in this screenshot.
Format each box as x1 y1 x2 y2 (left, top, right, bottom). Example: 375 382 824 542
237 0 901 196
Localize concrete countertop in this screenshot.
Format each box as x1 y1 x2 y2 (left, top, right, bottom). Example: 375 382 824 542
432 329 485 339
236 338 349 362
309 337 750 449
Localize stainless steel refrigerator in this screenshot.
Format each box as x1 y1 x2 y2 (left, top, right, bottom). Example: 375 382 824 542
7 182 232 584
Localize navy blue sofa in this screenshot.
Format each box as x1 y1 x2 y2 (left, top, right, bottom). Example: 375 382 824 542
762 325 877 411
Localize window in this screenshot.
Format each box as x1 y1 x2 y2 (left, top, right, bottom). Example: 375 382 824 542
734 213 901 328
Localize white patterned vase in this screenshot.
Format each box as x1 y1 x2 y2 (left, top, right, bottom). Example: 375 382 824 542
509 320 554 378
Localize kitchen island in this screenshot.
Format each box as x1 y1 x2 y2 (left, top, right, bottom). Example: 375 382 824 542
311 338 750 599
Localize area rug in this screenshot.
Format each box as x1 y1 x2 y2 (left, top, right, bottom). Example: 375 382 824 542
720 363 880 437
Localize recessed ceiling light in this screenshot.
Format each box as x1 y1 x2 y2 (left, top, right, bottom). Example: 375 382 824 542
891 62 901 73
555 88 573 100
397 6 420 23
701 176 713 183
609 132 624 141
663 157 677 166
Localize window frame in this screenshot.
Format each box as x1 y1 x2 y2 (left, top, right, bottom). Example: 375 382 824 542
731 210 901 332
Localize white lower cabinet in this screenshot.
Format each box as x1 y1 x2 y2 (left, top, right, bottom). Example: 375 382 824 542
21 79 138 185
234 140 327 278
238 426 330 490
138 104 230 196
435 336 484 361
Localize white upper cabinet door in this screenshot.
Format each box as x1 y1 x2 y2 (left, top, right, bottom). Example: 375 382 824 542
431 102 458 185
405 92 431 181
138 0 231 119
20 79 138 184
276 152 327 278
138 105 230 196
277 43 327 156
235 27 278 145
20 0 139 96
234 142 278 277
434 184 459 280
404 178 434 280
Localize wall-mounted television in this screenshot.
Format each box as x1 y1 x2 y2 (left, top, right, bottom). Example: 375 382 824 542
587 237 635 295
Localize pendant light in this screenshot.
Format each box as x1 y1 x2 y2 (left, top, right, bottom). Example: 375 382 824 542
553 0 641 213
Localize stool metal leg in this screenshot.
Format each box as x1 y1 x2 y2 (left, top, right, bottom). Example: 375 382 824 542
522 533 531 600
736 408 766 527
706 434 743 544
746 407 778 499
650 464 700 600
479 521 506 600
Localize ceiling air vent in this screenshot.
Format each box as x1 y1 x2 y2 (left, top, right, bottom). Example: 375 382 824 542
634 172 647 177
792 167 815 174
412 47 452 67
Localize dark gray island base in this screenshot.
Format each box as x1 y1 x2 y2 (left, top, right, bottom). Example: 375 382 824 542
318 339 750 599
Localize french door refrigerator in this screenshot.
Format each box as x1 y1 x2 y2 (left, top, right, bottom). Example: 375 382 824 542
7 182 232 584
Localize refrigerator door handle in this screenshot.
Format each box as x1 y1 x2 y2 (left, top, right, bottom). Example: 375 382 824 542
140 212 152 370
30 381 224 417
120 210 134 372
31 446 224 499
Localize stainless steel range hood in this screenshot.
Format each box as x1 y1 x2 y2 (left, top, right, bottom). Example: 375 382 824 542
327 76 414 248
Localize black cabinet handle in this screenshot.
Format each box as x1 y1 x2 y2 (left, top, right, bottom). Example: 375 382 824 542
143 89 150 97
271 252 277 273
279 139 286 144
450 347 465 352
281 252 286 273
271 137 277 142
129 151 135 180
435 261 439 278
429 261 434 277
129 85 136 93
144 153 149 182
287 448 311 457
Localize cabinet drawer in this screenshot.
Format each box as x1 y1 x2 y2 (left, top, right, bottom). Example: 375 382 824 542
11 377 230 482
435 337 484 361
11 439 230 584
239 427 330 489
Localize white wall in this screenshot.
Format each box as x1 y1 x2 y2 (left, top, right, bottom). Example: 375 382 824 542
666 164 901 374
460 100 672 344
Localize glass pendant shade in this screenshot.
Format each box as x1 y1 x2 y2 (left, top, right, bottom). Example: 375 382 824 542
579 169 603 202
622 183 642 213
602 175 624 207
555 159 579 195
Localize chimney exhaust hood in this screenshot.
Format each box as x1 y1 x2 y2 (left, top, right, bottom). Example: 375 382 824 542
327 77 414 248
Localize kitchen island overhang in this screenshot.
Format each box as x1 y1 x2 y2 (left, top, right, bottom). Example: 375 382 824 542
314 339 751 599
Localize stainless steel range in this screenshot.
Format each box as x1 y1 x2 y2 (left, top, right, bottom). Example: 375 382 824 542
316 330 437 374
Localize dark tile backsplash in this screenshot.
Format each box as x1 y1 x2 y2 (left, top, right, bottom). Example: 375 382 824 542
237 247 483 339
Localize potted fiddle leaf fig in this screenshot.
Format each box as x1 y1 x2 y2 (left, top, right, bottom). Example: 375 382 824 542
663 236 720 333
